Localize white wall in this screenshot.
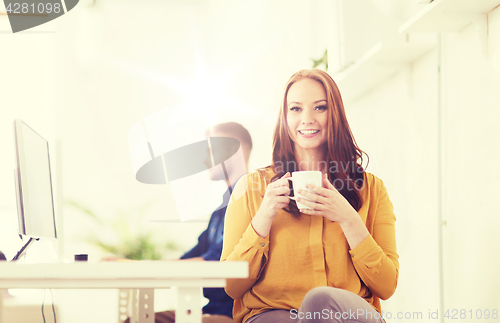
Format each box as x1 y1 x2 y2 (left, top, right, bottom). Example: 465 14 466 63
440 7 500 313
339 3 500 322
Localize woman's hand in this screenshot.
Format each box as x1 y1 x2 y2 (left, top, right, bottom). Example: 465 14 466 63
260 172 292 219
251 172 291 237
296 173 369 249
295 173 357 224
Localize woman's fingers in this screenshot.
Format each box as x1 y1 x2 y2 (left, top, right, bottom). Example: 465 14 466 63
295 198 322 211
299 208 322 215
267 173 292 196
269 176 291 191
265 195 290 212
263 173 292 206
302 182 331 198
273 185 291 196
275 196 291 204
296 189 327 204
276 172 291 185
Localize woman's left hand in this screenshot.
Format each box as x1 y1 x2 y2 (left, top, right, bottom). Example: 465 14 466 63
296 173 358 224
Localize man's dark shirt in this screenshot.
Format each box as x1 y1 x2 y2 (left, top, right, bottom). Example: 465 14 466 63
180 189 233 318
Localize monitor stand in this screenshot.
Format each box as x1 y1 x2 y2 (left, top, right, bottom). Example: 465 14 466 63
11 237 39 261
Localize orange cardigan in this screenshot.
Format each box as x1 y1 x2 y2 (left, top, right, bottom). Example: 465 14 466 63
221 167 399 323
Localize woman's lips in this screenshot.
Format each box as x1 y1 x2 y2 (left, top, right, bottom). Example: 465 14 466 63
298 130 319 138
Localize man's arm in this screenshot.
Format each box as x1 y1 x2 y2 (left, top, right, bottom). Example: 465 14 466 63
182 211 225 261
180 228 208 259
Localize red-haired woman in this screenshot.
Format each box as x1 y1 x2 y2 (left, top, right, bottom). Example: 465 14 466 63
221 69 399 323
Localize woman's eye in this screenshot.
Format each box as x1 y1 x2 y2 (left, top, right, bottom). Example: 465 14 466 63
315 105 327 111
290 107 301 112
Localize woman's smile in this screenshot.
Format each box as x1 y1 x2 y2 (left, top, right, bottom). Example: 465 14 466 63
298 129 320 138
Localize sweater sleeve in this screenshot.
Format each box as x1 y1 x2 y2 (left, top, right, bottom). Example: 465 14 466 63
221 173 270 299
349 178 399 300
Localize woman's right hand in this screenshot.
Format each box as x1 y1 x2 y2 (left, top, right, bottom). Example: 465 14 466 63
260 172 292 218
251 172 291 237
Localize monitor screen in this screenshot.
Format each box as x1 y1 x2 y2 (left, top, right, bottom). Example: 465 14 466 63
13 119 57 239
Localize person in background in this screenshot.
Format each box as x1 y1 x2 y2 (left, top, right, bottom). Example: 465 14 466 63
154 122 253 323
221 69 398 323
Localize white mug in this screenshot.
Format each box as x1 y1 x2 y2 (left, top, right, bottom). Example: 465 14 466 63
288 171 322 210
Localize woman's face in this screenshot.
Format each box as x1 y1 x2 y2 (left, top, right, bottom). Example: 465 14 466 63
286 78 328 154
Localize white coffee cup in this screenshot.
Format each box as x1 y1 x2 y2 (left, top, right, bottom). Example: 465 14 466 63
288 171 322 210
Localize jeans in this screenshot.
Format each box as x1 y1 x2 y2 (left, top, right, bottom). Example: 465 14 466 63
245 287 385 323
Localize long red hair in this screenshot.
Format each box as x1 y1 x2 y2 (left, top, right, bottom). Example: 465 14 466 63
269 69 368 217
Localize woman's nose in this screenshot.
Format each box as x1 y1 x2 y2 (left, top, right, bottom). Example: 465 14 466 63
301 110 315 124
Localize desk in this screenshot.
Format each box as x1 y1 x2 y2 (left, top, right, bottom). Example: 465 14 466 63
0 261 248 323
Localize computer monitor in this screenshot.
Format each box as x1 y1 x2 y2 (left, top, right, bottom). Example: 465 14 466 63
11 119 57 261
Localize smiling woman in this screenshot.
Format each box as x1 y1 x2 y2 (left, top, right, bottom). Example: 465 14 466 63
221 69 399 323
286 78 328 162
